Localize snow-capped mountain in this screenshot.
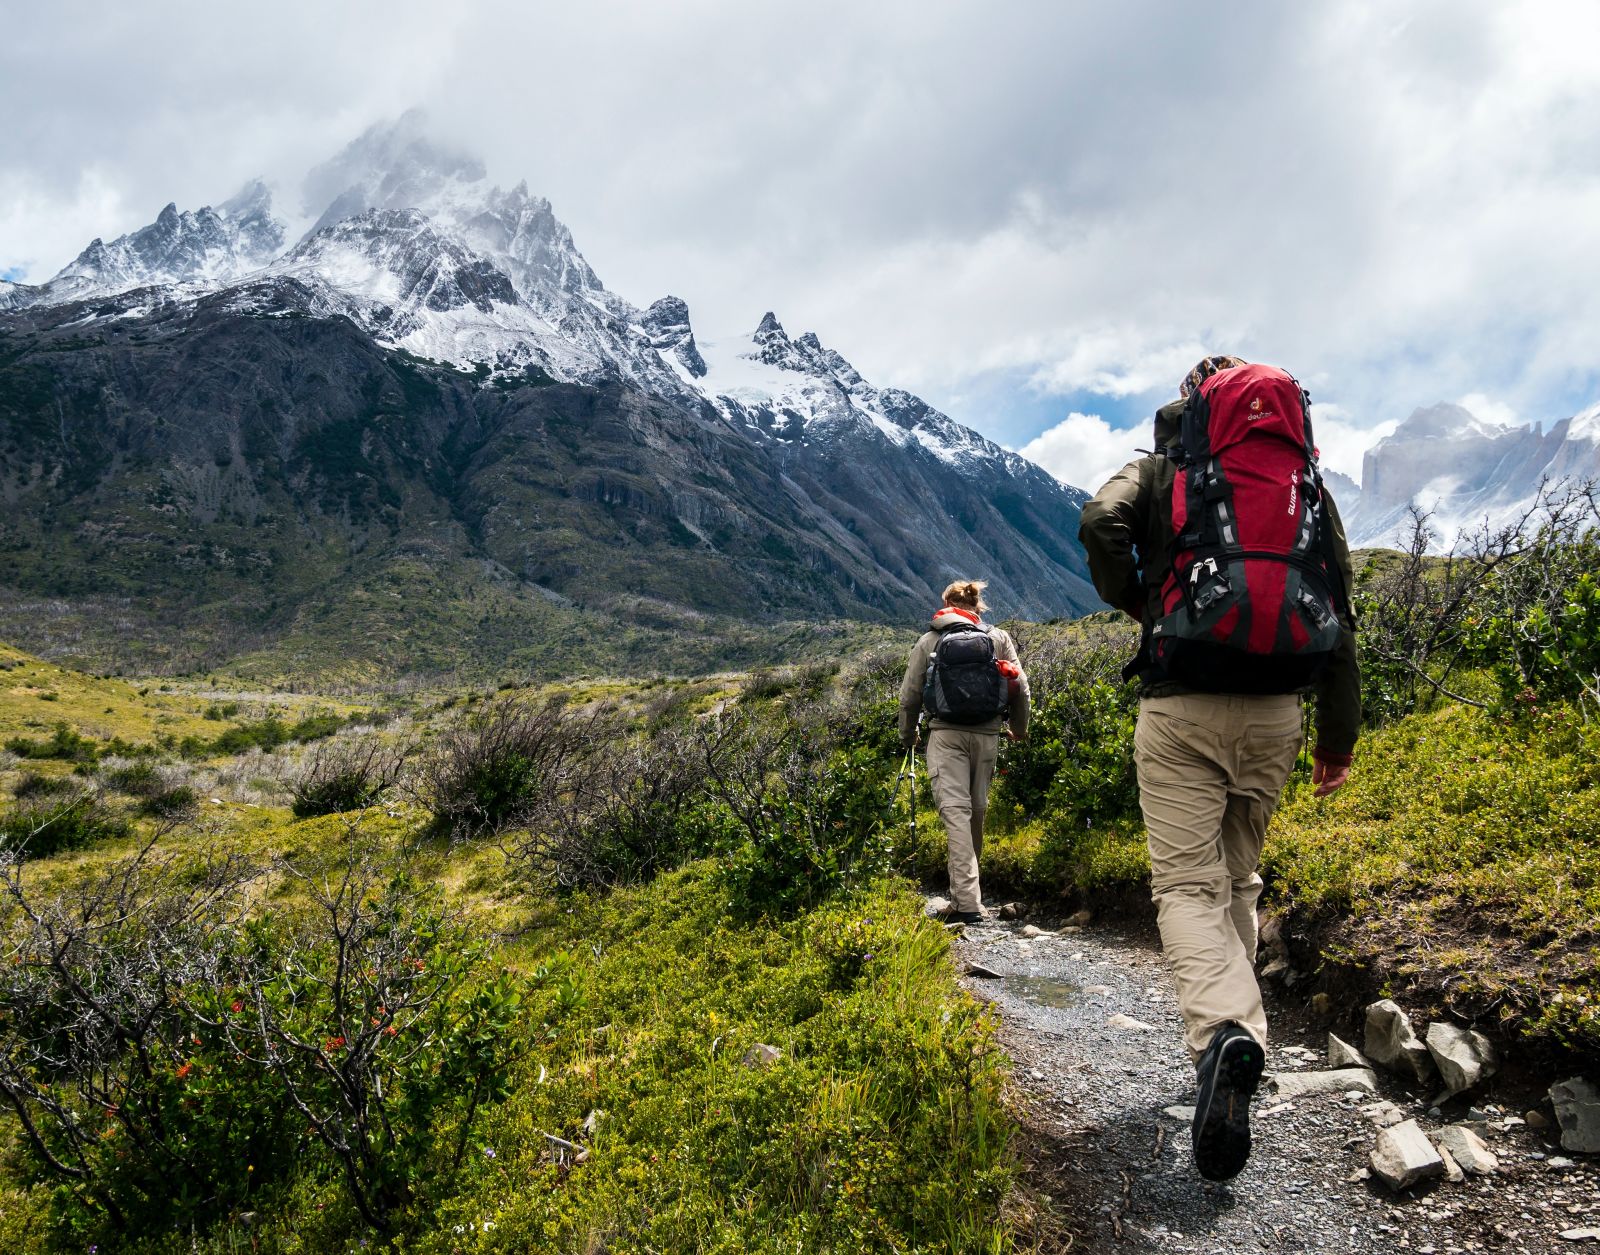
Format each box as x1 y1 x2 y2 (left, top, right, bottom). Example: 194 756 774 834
5 180 283 309
1341 399 1600 548
5 112 1070 501
0 113 1097 674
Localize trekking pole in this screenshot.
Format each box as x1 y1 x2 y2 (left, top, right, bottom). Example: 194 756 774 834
910 713 924 845
895 744 916 837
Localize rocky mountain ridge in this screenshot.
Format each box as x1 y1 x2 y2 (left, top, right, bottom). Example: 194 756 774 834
1336 399 1600 548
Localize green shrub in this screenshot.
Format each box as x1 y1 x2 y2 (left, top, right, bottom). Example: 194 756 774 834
715 740 898 918
992 627 1140 827
139 783 198 820
0 847 528 1244
0 847 294 1238
509 721 736 889
4 723 100 763
0 793 129 858
103 759 162 796
419 697 582 837
207 717 289 755
288 711 343 742
291 737 407 818
208 863 528 1234
11 771 75 801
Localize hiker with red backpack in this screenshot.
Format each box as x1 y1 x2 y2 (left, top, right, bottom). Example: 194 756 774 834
898 580 1031 925
1080 355 1360 1183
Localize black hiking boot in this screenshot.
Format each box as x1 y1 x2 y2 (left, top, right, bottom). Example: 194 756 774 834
946 909 984 925
1191 1022 1265 1181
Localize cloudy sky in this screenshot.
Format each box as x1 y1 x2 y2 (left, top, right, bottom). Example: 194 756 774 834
4 0 1598 490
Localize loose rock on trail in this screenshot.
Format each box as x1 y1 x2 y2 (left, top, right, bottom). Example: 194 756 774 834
944 904 1600 1253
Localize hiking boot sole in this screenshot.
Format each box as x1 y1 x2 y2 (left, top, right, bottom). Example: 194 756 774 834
1192 1032 1265 1181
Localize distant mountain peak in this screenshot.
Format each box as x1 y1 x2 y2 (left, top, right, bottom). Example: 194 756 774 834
1349 395 1600 548
1385 401 1522 443
302 110 486 234
641 295 706 378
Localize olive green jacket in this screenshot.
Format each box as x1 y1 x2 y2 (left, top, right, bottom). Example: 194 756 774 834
897 613 1031 747
1078 399 1361 762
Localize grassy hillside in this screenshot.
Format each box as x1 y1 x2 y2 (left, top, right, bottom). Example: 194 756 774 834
0 650 1040 1254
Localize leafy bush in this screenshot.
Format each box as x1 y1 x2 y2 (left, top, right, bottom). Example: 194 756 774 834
509 718 734 889
288 710 344 742
0 842 286 1236
291 736 408 818
0 840 528 1242
138 781 198 820
4 722 100 763
206 717 289 755
0 791 130 858
417 696 588 837
204 859 527 1234
11 770 75 801
992 623 1140 826
708 715 899 918
1356 487 1600 722
101 757 162 796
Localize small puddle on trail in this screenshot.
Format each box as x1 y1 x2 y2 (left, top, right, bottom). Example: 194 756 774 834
1002 975 1081 1009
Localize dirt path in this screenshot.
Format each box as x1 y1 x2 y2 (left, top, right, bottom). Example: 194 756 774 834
947 908 1600 1253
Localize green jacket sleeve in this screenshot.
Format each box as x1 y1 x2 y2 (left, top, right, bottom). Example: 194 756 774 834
898 633 934 746
1079 458 1152 618
1312 487 1362 762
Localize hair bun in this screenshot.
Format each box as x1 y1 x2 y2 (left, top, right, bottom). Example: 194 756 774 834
941 579 989 613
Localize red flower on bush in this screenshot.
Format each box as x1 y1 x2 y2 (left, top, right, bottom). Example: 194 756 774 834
175 1062 193 1080
324 1035 346 1052
231 1000 244 1014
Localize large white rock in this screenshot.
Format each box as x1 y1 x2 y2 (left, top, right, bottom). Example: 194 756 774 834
1364 999 1438 1086
1328 1033 1373 1070
1272 1068 1379 1100
1426 1022 1499 1095
1434 1124 1499 1175
1551 1077 1600 1153
1369 1118 1447 1191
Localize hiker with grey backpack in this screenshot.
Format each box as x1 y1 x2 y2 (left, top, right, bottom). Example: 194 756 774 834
1081 355 1361 1183
898 580 1030 925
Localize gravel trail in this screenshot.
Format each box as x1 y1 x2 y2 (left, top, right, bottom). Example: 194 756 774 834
949 909 1600 1253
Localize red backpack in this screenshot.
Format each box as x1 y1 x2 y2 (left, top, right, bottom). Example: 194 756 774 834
1148 363 1348 692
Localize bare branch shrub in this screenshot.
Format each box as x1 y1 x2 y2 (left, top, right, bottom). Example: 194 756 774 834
291 735 410 818
1356 481 1600 720
414 696 591 838
506 717 728 889
0 833 266 1231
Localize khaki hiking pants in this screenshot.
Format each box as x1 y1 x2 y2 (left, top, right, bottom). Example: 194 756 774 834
925 727 1001 913
1133 691 1303 1060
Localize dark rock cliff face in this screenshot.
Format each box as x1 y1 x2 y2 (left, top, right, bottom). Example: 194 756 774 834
0 297 1095 676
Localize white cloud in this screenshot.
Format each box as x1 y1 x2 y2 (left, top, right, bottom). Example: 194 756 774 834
1457 392 1521 430
1310 403 1397 485
1016 412 1146 494
2 0 1599 459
